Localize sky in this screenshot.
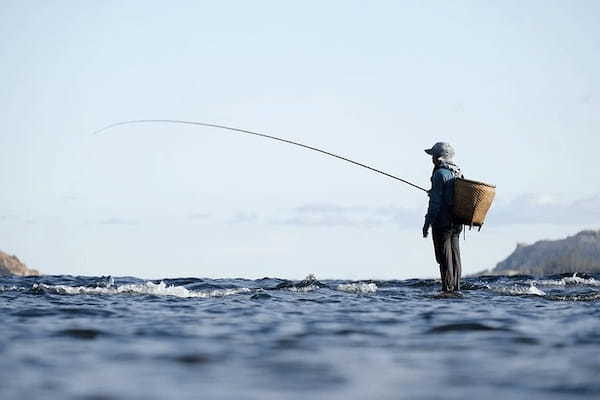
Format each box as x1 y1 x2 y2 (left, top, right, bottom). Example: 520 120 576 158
1 0 599 279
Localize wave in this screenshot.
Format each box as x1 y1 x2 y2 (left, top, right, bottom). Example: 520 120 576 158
287 284 320 293
3 274 598 302
547 293 600 302
283 275 378 294
336 283 377 294
31 281 251 298
427 322 511 334
491 284 546 296
281 274 327 293
531 273 600 287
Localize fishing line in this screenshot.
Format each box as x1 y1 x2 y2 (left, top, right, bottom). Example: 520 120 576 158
93 119 428 193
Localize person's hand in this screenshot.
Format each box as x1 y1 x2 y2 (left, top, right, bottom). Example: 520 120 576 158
422 221 430 238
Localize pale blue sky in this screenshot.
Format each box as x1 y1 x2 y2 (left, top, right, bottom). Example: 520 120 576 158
1 1 599 279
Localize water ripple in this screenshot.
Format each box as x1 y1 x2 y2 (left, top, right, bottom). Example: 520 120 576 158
1 273 599 399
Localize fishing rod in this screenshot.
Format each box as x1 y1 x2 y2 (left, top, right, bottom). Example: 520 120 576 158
93 119 428 193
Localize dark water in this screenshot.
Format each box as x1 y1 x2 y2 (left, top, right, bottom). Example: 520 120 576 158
1 273 599 400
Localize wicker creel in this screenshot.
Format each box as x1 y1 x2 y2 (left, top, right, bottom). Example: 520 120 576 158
452 178 496 229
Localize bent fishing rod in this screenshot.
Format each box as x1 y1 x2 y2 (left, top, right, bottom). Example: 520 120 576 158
93 119 428 193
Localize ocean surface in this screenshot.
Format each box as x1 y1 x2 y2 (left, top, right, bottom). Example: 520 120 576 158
1 273 599 400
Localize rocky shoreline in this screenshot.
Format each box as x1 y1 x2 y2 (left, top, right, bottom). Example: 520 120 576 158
473 229 600 276
0 251 40 276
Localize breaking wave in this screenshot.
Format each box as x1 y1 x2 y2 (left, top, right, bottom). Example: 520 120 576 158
287 285 320 293
2 273 600 302
31 281 251 298
336 283 377 294
491 284 546 296
531 273 600 287
283 274 326 293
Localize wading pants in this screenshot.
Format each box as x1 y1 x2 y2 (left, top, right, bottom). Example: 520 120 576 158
432 225 462 292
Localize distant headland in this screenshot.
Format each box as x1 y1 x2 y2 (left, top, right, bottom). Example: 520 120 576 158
0 251 40 276
475 229 600 276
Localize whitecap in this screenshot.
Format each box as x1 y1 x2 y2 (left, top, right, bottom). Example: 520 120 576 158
288 285 319 293
526 284 546 296
530 273 600 287
561 273 600 286
336 283 378 294
286 274 323 292
31 281 250 298
492 284 546 297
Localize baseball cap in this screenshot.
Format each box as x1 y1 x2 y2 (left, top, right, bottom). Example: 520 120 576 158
424 142 455 160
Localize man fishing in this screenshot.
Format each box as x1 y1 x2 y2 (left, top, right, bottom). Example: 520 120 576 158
95 123 479 293
422 142 463 293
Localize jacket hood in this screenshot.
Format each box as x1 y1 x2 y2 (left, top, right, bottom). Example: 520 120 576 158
437 160 462 177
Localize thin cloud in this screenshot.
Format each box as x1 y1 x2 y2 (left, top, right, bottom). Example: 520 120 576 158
264 194 600 229
61 194 81 202
188 212 211 220
270 203 421 228
229 212 259 224
488 193 600 226
99 218 140 226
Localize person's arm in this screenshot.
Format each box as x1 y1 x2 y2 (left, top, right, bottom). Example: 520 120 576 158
423 171 443 238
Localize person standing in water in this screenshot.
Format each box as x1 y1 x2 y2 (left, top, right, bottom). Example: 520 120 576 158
422 142 463 293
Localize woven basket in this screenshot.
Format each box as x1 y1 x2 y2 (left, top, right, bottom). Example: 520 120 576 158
452 178 496 228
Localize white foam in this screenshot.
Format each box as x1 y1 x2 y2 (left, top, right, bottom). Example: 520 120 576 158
336 283 378 294
526 284 546 296
285 273 323 292
532 273 600 287
288 285 319 293
493 284 546 296
31 281 251 298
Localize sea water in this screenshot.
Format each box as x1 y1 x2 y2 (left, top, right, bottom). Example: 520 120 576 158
1 273 599 399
